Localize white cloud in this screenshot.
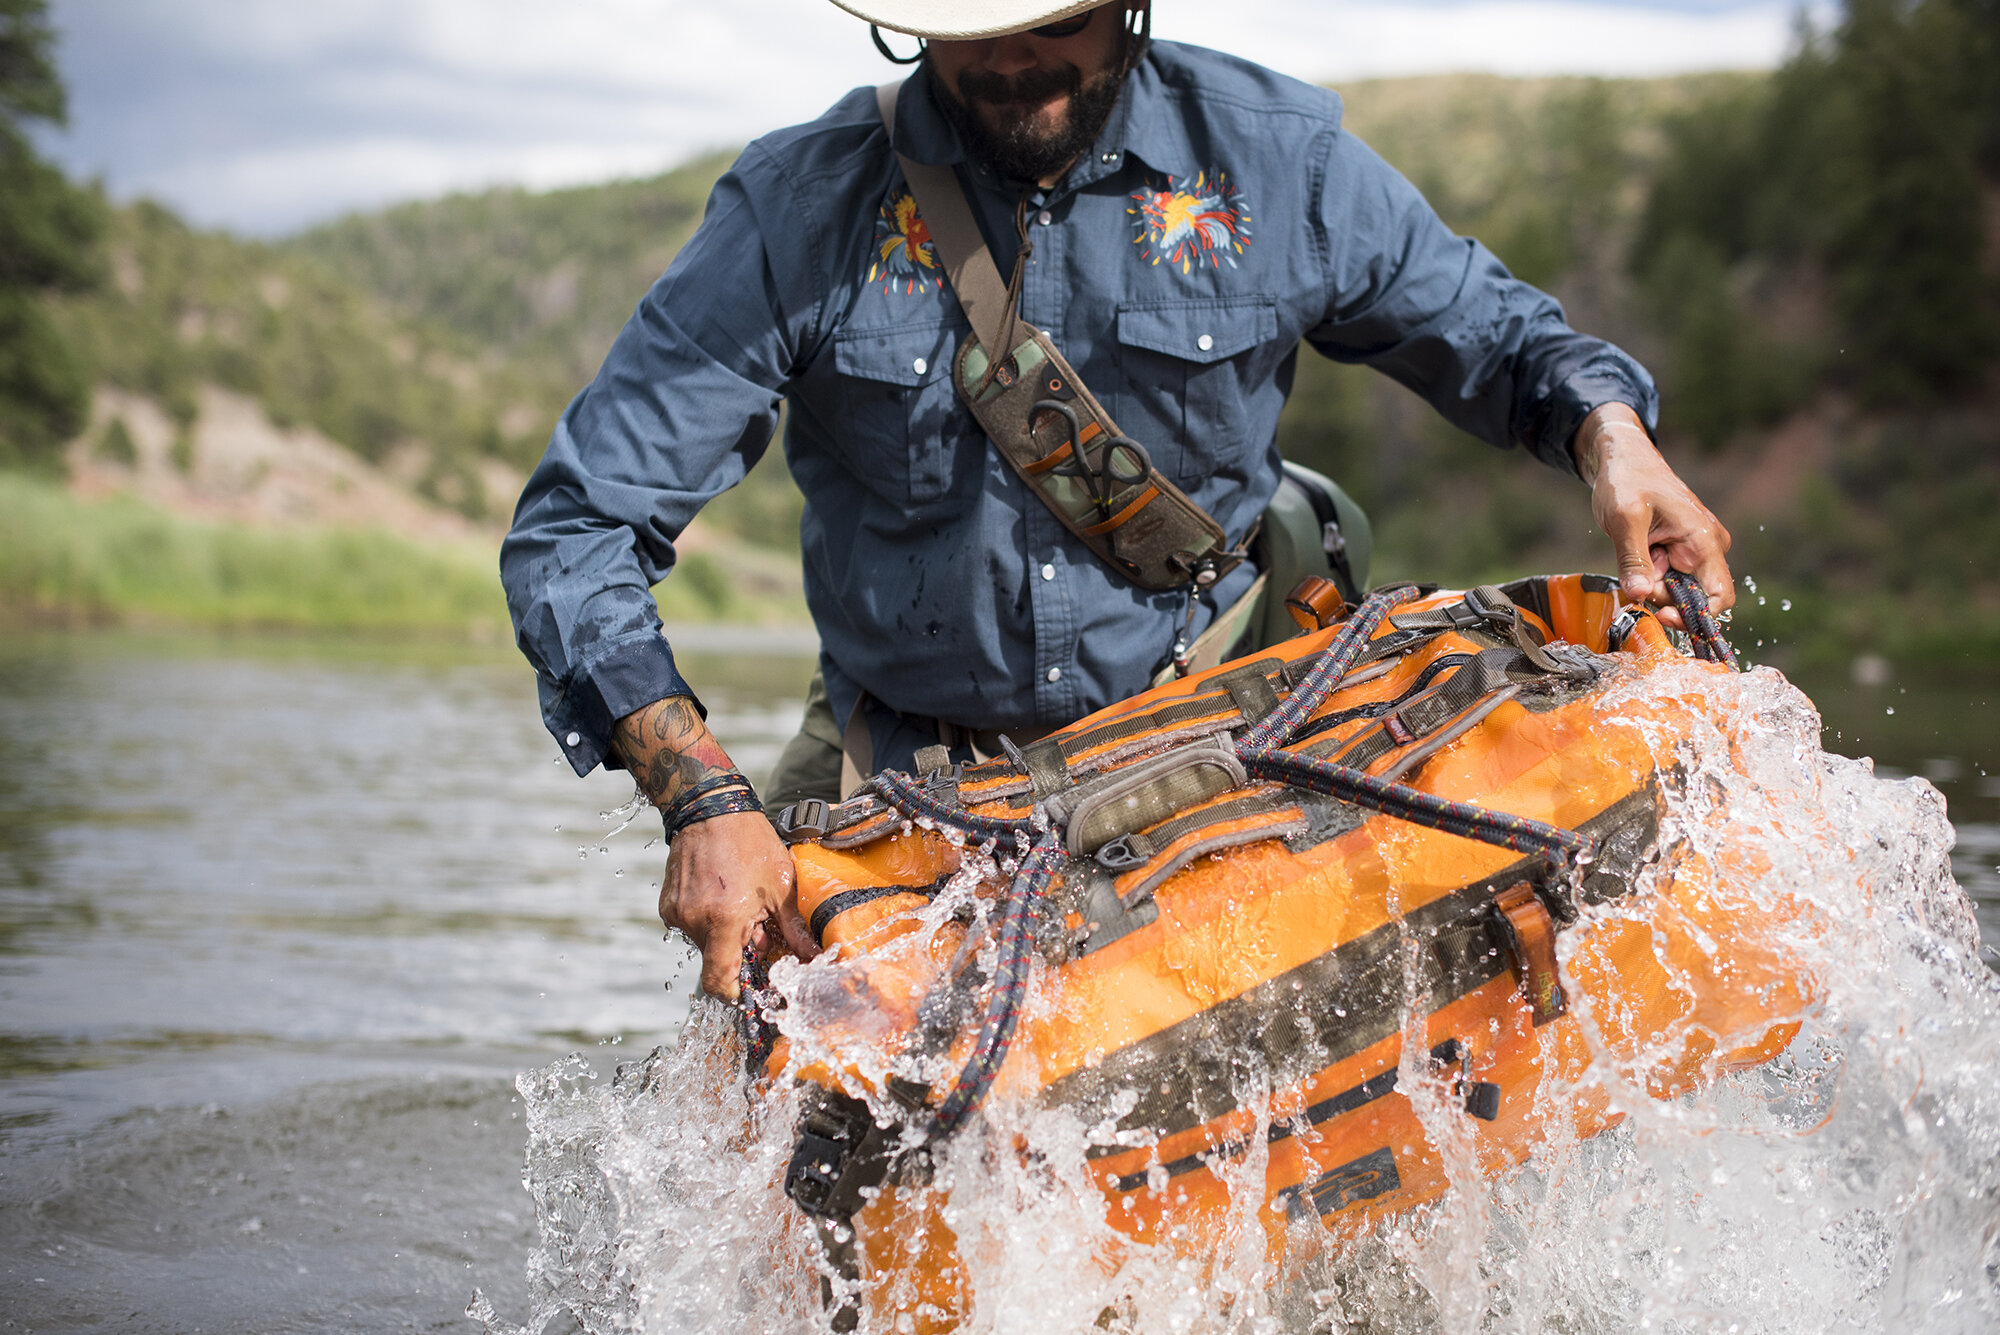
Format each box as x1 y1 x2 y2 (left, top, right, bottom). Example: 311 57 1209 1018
46 0 1817 234
1170 0 1817 80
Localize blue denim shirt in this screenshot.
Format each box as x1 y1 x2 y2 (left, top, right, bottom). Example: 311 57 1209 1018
502 41 1658 778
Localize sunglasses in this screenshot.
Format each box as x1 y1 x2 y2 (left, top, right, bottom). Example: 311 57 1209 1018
1028 10 1096 38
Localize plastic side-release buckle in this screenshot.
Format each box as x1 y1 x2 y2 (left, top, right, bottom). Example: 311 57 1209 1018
775 798 833 845
784 1117 858 1216
783 1090 912 1219
916 761 962 808
1490 881 1568 1025
1429 1037 1503 1122
1605 604 1656 653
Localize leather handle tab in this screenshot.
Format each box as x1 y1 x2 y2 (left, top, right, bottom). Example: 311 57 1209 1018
1492 881 1567 1025
1285 576 1348 633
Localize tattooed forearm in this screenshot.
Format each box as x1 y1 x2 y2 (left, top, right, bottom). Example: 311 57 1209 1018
610 696 745 809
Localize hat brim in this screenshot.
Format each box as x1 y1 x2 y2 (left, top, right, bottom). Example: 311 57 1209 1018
828 0 1113 40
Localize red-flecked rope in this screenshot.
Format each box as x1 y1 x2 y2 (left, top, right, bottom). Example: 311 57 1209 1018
870 768 1038 846
1664 568 1739 670
1239 748 1596 866
863 769 1054 1139
1238 584 1422 750
738 949 780 1080
924 829 1064 1140
851 582 1605 1147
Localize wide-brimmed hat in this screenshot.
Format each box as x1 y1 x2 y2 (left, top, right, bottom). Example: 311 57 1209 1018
828 0 1116 40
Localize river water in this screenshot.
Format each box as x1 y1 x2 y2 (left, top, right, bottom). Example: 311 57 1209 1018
0 630 1995 1333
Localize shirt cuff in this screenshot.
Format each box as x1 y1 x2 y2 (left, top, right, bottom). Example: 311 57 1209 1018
538 632 703 776
1530 357 1660 479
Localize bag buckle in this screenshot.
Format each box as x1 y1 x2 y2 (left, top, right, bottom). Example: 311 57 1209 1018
775 798 832 845
1094 833 1149 871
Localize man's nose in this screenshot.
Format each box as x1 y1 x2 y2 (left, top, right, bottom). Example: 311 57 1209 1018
978 34 1042 79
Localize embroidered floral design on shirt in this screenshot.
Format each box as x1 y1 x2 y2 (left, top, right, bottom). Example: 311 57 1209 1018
868 190 941 295
1128 171 1252 275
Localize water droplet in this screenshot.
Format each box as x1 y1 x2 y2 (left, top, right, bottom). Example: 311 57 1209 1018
1780 599 1792 611
1886 707 1895 716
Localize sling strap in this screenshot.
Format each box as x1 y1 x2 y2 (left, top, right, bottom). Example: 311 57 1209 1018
874 81 1240 592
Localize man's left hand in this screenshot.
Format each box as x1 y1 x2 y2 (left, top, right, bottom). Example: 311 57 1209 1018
1574 403 1734 631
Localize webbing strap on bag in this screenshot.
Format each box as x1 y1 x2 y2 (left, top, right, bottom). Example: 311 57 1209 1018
874 82 1239 592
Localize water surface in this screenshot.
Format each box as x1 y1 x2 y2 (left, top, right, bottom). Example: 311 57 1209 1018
0 629 811 1331
0 632 1992 1331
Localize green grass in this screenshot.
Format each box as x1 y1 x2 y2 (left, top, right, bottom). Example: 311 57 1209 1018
0 473 809 637
0 472 510 634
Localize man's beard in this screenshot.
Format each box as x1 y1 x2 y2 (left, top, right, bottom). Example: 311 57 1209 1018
930 57 1126 184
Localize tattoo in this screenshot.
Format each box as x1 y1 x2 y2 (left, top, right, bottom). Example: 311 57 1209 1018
611 696 742 809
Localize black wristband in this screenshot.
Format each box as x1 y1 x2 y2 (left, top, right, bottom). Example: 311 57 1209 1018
660 772 763 843
669 771 756 810
661 789 765 843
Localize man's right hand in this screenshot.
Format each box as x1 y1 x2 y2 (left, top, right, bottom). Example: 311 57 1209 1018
611 695 816 1001
659 809 814 1000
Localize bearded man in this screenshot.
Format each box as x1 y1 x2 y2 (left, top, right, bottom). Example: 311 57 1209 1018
500 0 1735 1000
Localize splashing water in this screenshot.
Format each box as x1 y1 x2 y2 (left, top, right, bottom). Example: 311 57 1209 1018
477 664 2000 1334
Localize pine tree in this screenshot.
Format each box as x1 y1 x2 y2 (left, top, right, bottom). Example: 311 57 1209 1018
0 0 103 470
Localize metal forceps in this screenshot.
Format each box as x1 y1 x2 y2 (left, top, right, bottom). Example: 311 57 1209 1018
1029 399 1153 524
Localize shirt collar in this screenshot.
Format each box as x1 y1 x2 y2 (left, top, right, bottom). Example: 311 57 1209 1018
889 49 1193 195
890 65 967 167
1068 53 1193 191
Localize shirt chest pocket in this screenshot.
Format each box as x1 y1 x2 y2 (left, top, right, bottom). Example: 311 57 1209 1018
1113 295 1278 487
834 323 965 507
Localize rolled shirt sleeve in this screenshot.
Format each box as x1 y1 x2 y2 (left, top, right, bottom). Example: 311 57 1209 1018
500 160 820 775
1304 128 1657 476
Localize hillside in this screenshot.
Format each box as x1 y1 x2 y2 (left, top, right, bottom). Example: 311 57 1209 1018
13 0 1997 662
259 70 1752 623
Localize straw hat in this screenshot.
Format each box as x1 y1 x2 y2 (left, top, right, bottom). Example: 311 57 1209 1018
828 0 1115 40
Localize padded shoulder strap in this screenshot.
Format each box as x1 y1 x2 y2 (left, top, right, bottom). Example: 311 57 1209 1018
875 81 1013 354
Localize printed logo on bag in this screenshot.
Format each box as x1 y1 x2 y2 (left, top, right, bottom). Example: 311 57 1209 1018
1128 170 1252 276
869 190 941 295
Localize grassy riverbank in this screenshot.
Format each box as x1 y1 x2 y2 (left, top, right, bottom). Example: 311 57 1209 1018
0 473 804 637
0 472 507 634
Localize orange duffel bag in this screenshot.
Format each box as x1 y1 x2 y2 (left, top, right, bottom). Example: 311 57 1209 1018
754 573 1809 1332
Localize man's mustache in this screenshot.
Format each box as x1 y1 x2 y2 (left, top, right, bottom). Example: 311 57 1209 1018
955 63 1081 108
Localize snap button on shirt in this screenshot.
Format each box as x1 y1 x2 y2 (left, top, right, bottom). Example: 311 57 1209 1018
1196 333 1214 352
1037 210 1053 226
1046 667 1062 683
913 356 927 375
1040 563 1056 581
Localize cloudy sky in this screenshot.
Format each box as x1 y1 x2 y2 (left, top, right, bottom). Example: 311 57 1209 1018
43 0 1817 236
